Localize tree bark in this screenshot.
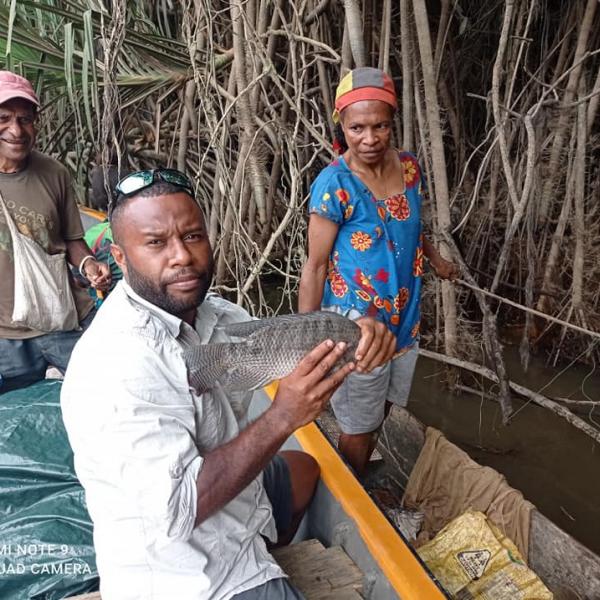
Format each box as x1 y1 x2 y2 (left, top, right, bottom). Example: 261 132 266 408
230 0 268 224
400 0 413 151
412 0 458 357
378 0 391 73
342 0 367 67
572 81 587 311
177 80 196 172
538 0 597 222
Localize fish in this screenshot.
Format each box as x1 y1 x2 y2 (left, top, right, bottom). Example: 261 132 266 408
183 311 361 394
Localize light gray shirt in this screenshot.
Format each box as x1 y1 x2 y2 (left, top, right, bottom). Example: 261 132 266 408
61 281 284 600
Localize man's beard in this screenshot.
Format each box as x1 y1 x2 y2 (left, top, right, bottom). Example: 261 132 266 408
125 258 213 318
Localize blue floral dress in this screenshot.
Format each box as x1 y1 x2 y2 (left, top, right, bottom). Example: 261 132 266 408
308 151 424 352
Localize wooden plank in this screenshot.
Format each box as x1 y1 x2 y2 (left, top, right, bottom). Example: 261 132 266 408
273 539 364 600
67 540 364 600
378 405 426 489
529 511 600 598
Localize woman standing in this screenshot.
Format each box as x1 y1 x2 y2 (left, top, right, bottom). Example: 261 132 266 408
299 67 457 475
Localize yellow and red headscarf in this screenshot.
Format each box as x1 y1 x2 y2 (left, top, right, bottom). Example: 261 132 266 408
332 67 398 124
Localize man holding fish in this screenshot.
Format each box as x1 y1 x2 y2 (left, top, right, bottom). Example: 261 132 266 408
61 168 394 600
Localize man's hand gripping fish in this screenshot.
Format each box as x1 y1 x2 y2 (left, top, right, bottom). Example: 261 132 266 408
183 311 361 394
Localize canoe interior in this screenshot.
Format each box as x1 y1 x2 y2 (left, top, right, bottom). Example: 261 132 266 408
378 406 600 599
251 388 448 600
67 540 364 600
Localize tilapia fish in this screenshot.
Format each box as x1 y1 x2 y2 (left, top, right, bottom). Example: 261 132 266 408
183 311 361 394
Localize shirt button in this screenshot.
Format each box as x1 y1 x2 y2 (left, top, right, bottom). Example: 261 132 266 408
170 463 183 478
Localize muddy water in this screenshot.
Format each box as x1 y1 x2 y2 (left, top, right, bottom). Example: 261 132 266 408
406 349 600 555
253 280 600 552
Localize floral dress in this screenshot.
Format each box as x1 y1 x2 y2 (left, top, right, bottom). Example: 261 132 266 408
308 151 424 352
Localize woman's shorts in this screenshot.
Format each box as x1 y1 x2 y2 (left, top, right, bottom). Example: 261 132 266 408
330 343 419 435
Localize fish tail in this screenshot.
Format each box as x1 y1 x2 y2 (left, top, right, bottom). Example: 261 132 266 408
183 343 234 394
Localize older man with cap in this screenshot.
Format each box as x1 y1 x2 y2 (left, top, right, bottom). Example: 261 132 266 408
299 67 458 476
0 71 110 392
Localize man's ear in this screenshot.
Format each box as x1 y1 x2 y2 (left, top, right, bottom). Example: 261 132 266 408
110 243 127 275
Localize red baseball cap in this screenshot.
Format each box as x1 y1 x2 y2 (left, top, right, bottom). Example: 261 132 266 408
0 71 40 107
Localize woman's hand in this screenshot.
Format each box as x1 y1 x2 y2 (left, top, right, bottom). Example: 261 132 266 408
353 317 396 373
422 236 459 281
429 256 459 280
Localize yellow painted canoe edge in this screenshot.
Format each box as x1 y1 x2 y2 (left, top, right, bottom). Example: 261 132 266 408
264 382 445 600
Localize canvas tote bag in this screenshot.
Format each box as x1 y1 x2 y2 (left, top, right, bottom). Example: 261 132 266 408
0 192 78 332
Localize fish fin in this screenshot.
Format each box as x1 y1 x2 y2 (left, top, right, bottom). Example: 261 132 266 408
220 317 282 338
183 343 233 394
222 311 341 338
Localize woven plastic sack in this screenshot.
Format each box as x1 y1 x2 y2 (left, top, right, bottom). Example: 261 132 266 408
418 510 552 599
0 380 98 599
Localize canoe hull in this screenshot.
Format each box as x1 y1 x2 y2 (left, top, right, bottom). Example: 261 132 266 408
252 387 448 600
378 406 600 598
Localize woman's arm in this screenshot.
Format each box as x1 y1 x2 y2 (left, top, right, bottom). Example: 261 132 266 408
422 235 459 280
298 214 340 312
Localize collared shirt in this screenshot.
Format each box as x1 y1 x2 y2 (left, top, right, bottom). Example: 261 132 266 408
309 151 424 351
61 281 284 600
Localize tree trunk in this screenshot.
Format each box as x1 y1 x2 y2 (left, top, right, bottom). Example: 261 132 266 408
400 0 413 151
536 125 578 312
538 0 597 223
342 0 367 67
177 80 196 172
230 0 268 224
412 0 458 357
378 0 391 73
572 81 587 311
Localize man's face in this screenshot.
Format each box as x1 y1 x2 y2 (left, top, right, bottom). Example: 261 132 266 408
111 192 214 321
340 100 393 165
0 98 36 170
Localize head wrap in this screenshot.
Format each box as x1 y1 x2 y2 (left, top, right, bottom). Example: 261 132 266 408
332 67 397 124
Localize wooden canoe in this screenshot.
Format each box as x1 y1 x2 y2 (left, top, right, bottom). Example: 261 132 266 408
253 384 449 600
377 405 600 599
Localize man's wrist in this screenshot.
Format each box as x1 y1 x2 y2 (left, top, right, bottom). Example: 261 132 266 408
265 403 296 439
78 255 97 278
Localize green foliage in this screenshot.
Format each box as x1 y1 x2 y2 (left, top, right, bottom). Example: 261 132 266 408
0 0 199 177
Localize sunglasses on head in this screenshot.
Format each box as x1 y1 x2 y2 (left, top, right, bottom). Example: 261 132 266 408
110 168 195 214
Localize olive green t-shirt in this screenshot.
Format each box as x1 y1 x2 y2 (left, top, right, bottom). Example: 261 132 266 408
0 150 93 339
